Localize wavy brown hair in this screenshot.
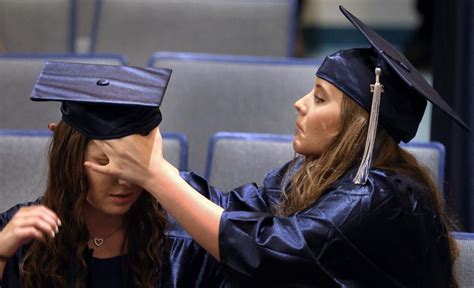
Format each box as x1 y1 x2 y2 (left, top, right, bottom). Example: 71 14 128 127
277 95 459 287
20 121 167 288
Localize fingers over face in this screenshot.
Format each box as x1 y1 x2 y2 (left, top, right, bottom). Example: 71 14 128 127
91 139 114 154
149 127 159 138
47 122 58 132
84 161 118 178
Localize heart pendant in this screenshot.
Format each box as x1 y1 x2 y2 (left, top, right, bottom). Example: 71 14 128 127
93 238 104 247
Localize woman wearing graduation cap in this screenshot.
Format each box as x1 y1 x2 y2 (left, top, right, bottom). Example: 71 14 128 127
0 64 225 287
84 6 469 287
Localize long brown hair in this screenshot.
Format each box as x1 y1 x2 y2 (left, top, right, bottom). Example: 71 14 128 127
277 95 459 287
20 121 167 288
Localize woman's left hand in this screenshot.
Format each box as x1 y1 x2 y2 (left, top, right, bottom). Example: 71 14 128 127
84 127 165 188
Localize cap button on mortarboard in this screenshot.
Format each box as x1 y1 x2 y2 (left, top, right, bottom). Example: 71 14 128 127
96 79 110 86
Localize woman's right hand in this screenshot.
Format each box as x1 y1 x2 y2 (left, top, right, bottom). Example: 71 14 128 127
0 205 61 258
85 127 166 190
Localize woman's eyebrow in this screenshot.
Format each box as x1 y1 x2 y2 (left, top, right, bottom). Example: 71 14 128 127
315 83 329 97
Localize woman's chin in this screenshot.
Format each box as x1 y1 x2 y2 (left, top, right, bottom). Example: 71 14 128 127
85 200 134 217
292 139 304 155
292 141 322 158
106 201 137 215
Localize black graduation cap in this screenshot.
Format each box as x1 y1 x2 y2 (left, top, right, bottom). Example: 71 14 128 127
317 5 470 143
315 6 470 184
31 61 172 139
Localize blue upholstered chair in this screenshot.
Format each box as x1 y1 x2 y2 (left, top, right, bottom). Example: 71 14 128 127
0 54 127 130
0 0 76 53
150 53 321 174
205 131 446 192
452 232 474 287
91 0 298 65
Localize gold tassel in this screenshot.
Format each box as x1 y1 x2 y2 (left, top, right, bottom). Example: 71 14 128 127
353 67 384 185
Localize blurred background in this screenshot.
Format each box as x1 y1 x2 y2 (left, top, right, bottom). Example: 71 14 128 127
0 0 473 231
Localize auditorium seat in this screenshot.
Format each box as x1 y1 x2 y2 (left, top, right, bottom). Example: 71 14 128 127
149 52 320 174
0 54 126 129
401 141 446 192
452 232 474 288
91 0 298 65
205 131 446 192
205 132 293 191
0 0 75 53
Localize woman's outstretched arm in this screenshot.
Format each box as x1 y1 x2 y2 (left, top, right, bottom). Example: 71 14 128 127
85 127 224 260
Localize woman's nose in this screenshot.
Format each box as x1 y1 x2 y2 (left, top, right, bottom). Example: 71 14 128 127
294 97 306 115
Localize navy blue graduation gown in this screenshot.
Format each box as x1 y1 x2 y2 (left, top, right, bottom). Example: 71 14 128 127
181 160 453 288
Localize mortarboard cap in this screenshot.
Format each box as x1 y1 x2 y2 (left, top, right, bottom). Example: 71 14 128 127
316 6 470 144
315 6 470 184
31 61 172 139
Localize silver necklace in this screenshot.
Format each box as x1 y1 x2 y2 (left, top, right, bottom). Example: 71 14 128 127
91 225 123 247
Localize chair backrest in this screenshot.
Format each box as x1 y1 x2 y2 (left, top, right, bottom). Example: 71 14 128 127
452 232 474 288
0 130 50 213
91 0 298 65
401 142 445 192
162 132 189 172
206 132 294 191
205 131 446 192
0 54 126 130
150 52 320 174
0 129 187 213
0 0 75 53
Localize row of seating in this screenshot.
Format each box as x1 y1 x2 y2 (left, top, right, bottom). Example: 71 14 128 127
3 129 471 287
0 129 446 211
206 132 446 192
0 131 472 286
0 52 436 172
0 0 297 64
1 129 471 285
0 52 321 175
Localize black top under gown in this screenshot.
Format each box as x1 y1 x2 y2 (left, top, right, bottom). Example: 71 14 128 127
87 255 125 287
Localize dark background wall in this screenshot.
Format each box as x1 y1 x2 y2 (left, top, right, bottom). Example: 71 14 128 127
432 0 474 232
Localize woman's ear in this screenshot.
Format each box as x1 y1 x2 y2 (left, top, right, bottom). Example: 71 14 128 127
48 123 58 132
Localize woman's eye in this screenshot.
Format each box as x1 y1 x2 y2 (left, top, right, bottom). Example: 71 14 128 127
314 95 325 103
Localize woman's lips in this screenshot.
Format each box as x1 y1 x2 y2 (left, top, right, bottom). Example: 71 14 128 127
109 193 135 204
295 123 304 133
